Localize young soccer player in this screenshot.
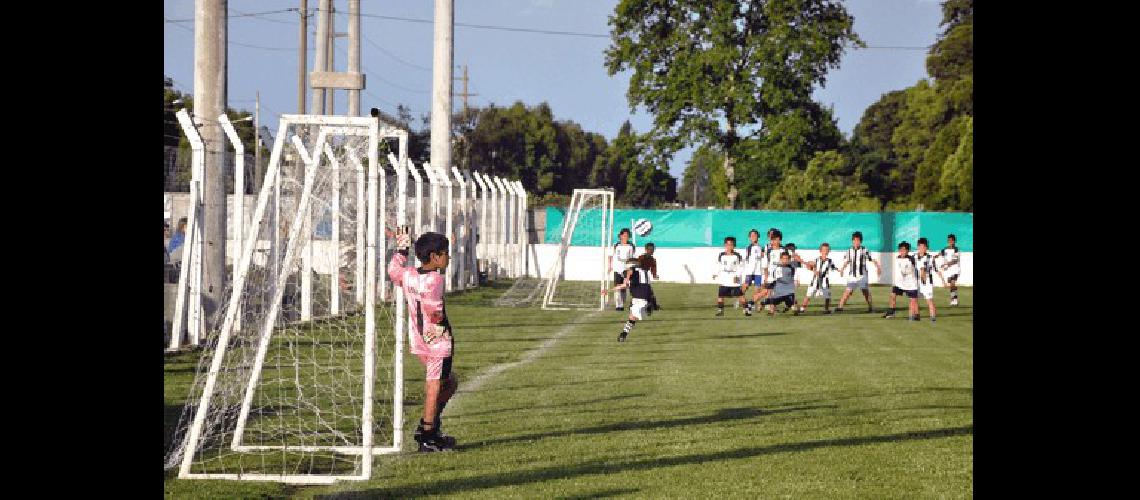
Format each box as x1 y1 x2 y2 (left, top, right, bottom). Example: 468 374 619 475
638 242 661 311
939 234 961 306
837 231 882 313
713 236 746 316
799 242 839 314
882 241 920 321
741 229 765 316
750 229 786 314
388 228 458 452
610 228 638 311
609 258 653 342
916 237 944 322
760 252 798 314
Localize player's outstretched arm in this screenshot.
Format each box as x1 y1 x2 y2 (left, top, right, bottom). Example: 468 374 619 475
386 227 413 285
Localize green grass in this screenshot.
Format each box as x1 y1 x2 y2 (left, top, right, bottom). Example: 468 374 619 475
165 282 972 498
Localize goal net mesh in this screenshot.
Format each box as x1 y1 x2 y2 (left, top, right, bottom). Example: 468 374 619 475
542 190 613 310
164 122 397 482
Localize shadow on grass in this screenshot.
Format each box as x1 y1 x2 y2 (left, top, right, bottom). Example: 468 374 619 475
329 425 972 498
459 319 630 330
458 405 833 451
707 332 789 340
476 375 651 393
453 393 648 419
555 488 640 499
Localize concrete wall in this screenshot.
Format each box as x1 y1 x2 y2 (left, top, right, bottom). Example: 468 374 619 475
523 243 973 287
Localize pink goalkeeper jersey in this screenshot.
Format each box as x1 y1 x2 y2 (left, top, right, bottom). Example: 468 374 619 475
387 253 452 357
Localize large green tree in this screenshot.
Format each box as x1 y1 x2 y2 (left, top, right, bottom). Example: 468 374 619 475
589 121 639 198
453 101 624 197
766 150 879 211
605 0 862 208
679 144 728 207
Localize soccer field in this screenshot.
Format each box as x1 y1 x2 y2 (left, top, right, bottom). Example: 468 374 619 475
164 282 973 498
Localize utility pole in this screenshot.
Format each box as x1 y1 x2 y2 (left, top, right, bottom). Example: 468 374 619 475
194 0 227 330
431 0 454 185
254 91 262 189
327 1 335 115
298 0 307 114
309 1 363 116
454 64 478 115
348 0 360 116
312 0 330 114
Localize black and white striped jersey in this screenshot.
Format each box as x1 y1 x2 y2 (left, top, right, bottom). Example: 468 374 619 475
894 254 919 290
916 252 937 285
626 267 652 300
716 251 745 287
811 256 838 289
844 246 876 279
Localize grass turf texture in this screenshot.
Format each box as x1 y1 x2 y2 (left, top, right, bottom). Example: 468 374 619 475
165 282 972 498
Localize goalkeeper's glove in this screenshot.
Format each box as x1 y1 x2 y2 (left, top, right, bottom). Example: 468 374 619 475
395 225 412 255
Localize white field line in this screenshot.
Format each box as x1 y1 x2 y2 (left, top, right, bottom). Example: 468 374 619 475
450 310 599 409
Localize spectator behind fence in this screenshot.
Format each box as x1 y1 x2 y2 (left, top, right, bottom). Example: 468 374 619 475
164 221 171 267
168 217 187 262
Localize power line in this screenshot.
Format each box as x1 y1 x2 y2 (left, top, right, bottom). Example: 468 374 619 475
170 9 930 50
165 8 298 23
229 7 298 25
165 16 313 52
361 34 432 72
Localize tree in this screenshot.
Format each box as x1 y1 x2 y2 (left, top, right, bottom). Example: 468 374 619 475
766 150 879 211
624 148 677 207
733 101 844 207
938 116 972 211
589 121 638 198
679 144 728 207
164 77 262 191
605 0 862 208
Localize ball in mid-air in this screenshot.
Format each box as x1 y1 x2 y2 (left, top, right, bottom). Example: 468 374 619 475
633 218 653 237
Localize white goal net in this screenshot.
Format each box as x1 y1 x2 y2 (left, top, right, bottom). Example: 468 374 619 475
164 115 408 484
541 189 615 310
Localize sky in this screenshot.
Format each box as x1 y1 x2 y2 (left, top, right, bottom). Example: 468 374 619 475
164 0 944 180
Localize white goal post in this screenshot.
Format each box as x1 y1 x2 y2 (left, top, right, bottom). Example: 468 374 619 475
165 114 408 484
541 188 615 311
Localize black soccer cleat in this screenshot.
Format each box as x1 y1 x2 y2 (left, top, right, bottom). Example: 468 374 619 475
822 309 832 315
881 311 895 319
414 423 454 452
715 308 724 316
835 307 844 313
931 316 937 323
615 306 624 312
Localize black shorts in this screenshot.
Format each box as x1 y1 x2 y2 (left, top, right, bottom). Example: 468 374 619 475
891 286 918 298
762 294 795 307
762 282 776 290
718 286 743 297
441 355 453 380
614 272 626 286
947 274 959 283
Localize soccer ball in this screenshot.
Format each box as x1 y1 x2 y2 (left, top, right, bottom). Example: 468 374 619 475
633 218 653 237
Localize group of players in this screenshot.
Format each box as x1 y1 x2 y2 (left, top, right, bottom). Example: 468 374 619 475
387 224 963 452
607 227 963 342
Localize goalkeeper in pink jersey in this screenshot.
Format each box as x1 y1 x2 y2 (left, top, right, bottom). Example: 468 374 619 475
388 228 458 452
